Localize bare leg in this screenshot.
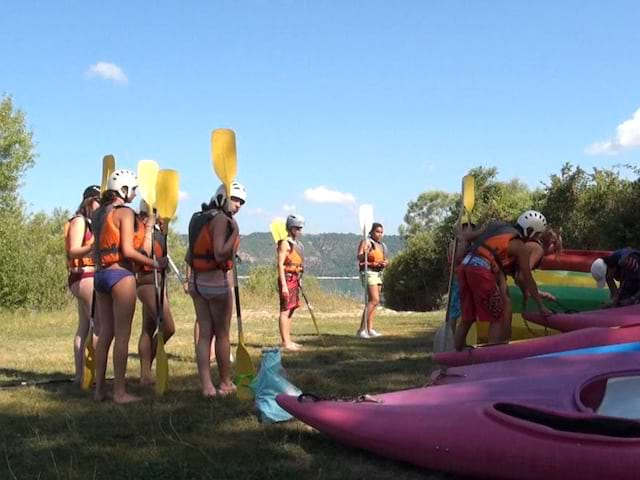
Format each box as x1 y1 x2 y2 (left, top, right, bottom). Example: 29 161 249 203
111 275 140 404
279 309 297 349
94 291 114 401
210 288 234 393
139 284 177 385
193 294 217 397
366 285 381 332
454 322 472 351
70 277 93 383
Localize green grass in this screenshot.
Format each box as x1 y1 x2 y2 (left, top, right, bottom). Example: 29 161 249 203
0 284 451 480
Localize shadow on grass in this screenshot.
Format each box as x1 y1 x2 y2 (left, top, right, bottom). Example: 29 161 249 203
0 330 454 480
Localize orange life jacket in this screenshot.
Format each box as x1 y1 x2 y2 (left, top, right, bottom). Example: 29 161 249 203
64 214 95 269
93 204 145 268
470 222 521 273
282 239 304 273
187 209 237 272
141 228 167 273
359 238 387 271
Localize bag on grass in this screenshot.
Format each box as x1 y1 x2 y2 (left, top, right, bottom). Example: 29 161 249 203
250 348 301 423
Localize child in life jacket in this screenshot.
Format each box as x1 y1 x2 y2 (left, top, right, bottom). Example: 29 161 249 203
277 214 306 351
357 222 389 338
91 169 167 403
136 200 176 385
454 210 553 351
186 181 245 397
65 185 101 384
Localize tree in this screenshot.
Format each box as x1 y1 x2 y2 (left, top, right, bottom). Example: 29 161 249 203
399 191 456 238
0 95 35 211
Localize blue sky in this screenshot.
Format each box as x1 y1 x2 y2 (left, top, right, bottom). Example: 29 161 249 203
3 1 640 234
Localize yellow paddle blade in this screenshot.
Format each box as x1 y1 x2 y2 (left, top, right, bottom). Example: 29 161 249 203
81 334 95 391
100 154 115 193
462 175 475 215
358 204 374 236
156 170 180 220
155 332 169 397
137 160 159 209
235 340 255 400
211 129 238 195
270 219 287 243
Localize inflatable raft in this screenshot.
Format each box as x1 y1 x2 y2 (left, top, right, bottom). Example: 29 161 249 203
278 352 640 479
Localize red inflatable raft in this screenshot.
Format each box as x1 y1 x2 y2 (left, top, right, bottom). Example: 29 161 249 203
523 304 640 332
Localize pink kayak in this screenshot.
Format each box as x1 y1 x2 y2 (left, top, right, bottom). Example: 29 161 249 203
541 248 611 272
277 352 640 479
434 323 640 367
524 304 640 332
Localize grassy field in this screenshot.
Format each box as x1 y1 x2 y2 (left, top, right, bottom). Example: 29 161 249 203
0 284 452 480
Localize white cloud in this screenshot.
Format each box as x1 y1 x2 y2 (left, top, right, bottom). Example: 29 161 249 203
86 61 128 84
282 203 296 212
304 186 356 205
179 191 190 201
586 108 640 155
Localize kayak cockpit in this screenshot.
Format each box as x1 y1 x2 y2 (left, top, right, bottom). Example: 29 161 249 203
494 402 640 438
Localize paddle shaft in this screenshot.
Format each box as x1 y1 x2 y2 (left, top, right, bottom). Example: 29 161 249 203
300 284 324 343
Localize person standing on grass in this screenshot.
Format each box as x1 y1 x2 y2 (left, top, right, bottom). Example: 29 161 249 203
136 200 176 386
277 214 305 351
357 222 389 338
92 169 167 403
65 185 101 384
187 182 245 398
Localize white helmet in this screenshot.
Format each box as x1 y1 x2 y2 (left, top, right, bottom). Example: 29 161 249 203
210 181 247 209
591 258 607 288
516 210 547 238
286 214 305 230
107 169 138 202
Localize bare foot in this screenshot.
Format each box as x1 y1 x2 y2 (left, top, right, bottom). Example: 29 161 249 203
202 386 217 398
113 392 143 404
217 382 237 397
93 390 107 402
140 376 155 387
282 343 302 352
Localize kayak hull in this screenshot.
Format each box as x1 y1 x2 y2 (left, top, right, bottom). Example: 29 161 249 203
435 324 640 367
523 304 640 332
278 353 640 479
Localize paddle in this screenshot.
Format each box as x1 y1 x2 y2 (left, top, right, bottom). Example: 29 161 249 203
100 154 115 193
81 154 116 390
137 160 160 209
154 169 179 397
211 128 255 400
270 219 324 344
358 204 374 333
433 175 475 353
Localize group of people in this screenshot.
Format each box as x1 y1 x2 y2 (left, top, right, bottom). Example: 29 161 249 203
65 170 391 402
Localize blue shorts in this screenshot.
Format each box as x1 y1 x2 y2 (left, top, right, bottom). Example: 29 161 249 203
94 269 134 294
449 277 461 320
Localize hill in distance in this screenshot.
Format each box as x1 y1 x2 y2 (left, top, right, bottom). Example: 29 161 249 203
236 232 404 277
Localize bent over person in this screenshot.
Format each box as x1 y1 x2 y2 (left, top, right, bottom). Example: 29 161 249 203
277 214 305 351
454 210 552 351
591 248 640 307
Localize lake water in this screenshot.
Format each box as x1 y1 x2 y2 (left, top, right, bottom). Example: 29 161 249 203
315 277 364 299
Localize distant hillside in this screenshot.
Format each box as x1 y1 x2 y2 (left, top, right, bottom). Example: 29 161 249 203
236 232 405 276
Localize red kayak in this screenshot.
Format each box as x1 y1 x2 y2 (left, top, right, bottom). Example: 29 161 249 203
278 352 640 479
541 249 611 272
434 323 640 367
523 304 640 332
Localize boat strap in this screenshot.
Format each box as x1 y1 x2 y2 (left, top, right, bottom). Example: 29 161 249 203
297 393 383 404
